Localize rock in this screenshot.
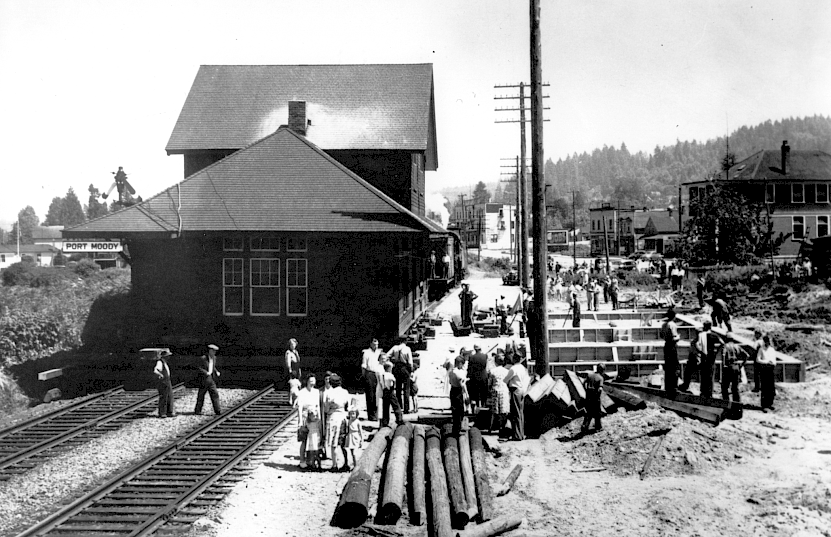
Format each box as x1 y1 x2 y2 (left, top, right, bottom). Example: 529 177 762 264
684 450 697 466
43 388 62 403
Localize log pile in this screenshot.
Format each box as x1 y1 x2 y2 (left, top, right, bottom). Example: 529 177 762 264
335 424 520 536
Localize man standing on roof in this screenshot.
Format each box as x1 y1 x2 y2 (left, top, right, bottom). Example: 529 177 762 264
153 349 175 419
194 344 222 416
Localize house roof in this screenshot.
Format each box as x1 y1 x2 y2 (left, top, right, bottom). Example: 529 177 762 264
65 128 444 238
633 210 670 232
645 215 679 235
165 64 438 170
31 226 64 240
714 149 831 182
0 244 60 254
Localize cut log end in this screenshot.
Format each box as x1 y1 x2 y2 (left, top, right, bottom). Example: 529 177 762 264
334 502 368 529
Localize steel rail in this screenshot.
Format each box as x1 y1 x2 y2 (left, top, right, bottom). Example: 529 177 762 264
17 386 294 537
0 383 186 478
0 385 125 439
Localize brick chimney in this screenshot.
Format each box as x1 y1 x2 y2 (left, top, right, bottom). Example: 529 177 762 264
781 140 790 175
288 101 307 135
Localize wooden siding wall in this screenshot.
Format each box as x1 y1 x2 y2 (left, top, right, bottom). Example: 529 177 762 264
124 233 429 357
326 150 419 216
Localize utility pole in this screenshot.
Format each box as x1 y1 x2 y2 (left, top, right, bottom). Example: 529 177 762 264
477 208 482 261
601 207 611 274
495 83 549 289
530 0 549 377
571 191 577 268
678 186 683 236
500 157 531 269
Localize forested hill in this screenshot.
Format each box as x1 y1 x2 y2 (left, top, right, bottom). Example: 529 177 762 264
541 115 831 210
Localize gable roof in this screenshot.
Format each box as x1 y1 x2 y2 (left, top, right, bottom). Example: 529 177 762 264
634 210 669 231
165 64 438 170
31 226 64 240
714 149 831 182
65 128 443 238
645 215 679 235
0 244 60 255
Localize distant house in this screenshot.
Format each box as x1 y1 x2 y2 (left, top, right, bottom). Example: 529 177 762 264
64 64 451 357
0 244 61 269
641 214 679 254
449 201 515 252
31 226 64 248
684 141 831 258
589 205 676 256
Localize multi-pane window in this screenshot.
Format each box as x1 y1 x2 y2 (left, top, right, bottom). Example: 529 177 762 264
223 238 243 251
765 184 775 203
250 258 280 315
223 258 244 315
818 216 829 238
792 216 805 239
817 184 829 204
792 184 804 203
287 238 307 252
251 237 280 251
286 259 308 316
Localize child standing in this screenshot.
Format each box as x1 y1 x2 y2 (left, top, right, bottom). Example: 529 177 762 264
343 407 364 470
305 407 322 470
381 362 403 427
288 372 301 406
410 363 420 413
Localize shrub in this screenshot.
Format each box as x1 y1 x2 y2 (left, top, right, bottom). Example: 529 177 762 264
2 261 35 287
73 258 101 278
0 311 65 366
0 367 31 415
616 270 660 290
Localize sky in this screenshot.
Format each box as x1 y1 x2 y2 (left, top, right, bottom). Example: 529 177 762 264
1 0 829 229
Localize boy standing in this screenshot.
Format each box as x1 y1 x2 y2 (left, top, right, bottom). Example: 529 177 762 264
380 362 403 427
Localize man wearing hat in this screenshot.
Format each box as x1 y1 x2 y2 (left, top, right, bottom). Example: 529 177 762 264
153 349 175 418
467 344 489 412
721 332 749 405
195 344 222 415
659 309 680 398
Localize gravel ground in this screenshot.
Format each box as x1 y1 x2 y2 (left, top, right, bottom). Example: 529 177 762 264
0 388 255 536
0 392 102 432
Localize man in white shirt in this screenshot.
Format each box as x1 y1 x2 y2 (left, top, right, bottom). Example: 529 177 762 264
385 338 414 413
361 338 382 421
503 355 530 441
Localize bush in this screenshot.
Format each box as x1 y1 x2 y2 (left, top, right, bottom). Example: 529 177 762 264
2 261 35 286
73 258 101 278
0 367 31 415
0 311 65 366
616 270 660 290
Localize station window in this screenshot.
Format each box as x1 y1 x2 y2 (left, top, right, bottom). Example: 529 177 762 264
818 216 829 238
250 237 280 251
792 184 804 204
287 238 307 252
223 238 243 251
286 259 308 316
250 258 280 316
765 184 775 203
1 254 5 263
223 258 244 316
817 184 829 204
792 216 805 239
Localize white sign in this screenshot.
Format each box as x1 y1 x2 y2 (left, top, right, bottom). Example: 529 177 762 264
62 240 123 253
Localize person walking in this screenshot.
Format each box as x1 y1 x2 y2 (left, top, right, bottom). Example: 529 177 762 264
194 343 222 416
503 354 529 441
467 344 489 412
385 338 414 414
756 335 777 412
380 362 403 428
285 338 301 387
660 310 680 399
361 338 382 421
153 349 175 418
720 332 749 405
581 364 605 433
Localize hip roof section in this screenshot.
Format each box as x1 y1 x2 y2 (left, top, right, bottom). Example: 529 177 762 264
166 64 438 170
66 128 445 237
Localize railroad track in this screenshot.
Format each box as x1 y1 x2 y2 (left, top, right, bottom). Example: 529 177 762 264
17 386 295 537
0 384 186 481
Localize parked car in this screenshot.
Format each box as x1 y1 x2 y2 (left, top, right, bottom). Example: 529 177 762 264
617 260 637 271
503 268 520 286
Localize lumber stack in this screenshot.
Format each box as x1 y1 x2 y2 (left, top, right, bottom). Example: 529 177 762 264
335 424 515 535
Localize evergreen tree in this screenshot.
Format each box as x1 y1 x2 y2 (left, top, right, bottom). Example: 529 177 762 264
472 181 491 204
11 206 39 245
86 184 109 220
44 197 65 226
62 187 85 226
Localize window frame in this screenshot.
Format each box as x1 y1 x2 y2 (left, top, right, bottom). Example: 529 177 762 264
249 258 281 317
765 184 775 204
817 215 829 238
286 258 308 317
250 237 280 252
792 184 805 204
792 216 805 239
223 237 243 252
287 238 307 252
222 258 244 316
817 184 829 204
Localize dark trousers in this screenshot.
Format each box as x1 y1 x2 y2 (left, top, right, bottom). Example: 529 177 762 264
610 290 619 310
664 345 678 399
158 379 174 417
509 387 525 441
195 376 221 415
382 387 403 427
393 364 411 413
753 361 761 391
759 364 776 409
450 386 465 435
582 392 602 431
680 356 698 391
604 287 609 303
721 367 741 403
363 369 378 421
700 360 714 399
697 285 705 308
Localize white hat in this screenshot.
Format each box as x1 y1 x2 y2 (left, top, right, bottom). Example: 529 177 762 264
208 344 219 351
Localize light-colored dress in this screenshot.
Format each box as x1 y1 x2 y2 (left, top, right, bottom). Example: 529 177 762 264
488 365 510 415
344 417 363 449
324 386 351 450
296 388 321 452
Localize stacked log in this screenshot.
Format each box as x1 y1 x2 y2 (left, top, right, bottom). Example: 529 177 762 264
380 423 413 524
334 426 393 528
457 429 478 520
426 426 453 537
410 424 427 526
467 427 493 522
441 424 470 529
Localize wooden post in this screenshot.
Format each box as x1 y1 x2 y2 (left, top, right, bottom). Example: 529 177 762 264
380 423 414 524
410 425 427 526
457 428 478 520
426 427 453 537
495 464 523 497
441 424 470 529
467 427 494 522
640 433 667 480
455 513 523 537
334 427 393 528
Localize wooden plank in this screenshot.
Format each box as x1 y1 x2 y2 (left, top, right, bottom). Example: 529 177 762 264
610 382 760 412
603 386 647 411
38 368 64 381
562 370 586 407
617 388 723 425
526 374 555 403
457 430 478 520
441 424 470 530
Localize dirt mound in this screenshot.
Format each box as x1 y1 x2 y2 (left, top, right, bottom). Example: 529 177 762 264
551 404 766 478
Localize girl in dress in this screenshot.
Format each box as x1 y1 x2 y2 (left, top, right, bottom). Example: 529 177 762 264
294 374 320 469
343 406 364 470
323 374 351 471
487 355 511 434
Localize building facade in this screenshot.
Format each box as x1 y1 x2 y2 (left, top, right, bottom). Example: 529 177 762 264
449 201 515 252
